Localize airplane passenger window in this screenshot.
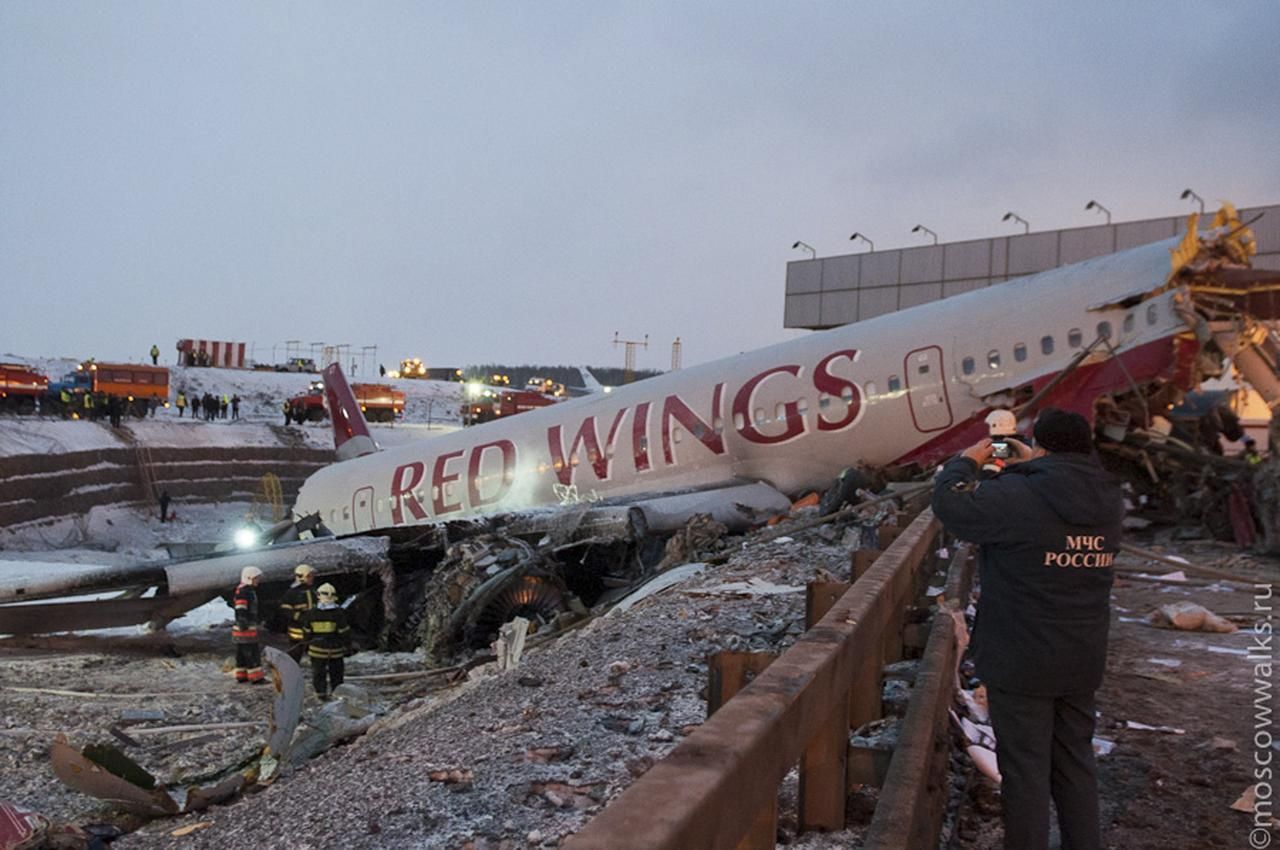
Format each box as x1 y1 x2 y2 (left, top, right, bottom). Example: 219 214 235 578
917 363 929 375
865 382 878 397
673 427 684 444
1014 343 1027 362
774 403 787 421
330 510 337 525
376 499 384 513
841 385 855 402
342 507 350 520
888 376 901 392
962 357 975 376
987 350 1001 369
1041 336 1055 355
605 444 615 458
754 408 767 425
796 398 810 415
1097 321 1112 341
733 412 746 430
713 417 725 434
1068 328 1083 348
415 489 425 504
1147 304 1158 325
1123 313 1135 333
818 395 831 409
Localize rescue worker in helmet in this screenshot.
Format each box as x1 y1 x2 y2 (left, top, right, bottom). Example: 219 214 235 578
233 566 265 684
303 583 351 700
280 564 317 663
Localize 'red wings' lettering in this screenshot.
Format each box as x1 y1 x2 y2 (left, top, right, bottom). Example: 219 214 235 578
661 383 725 465
432 450 465 515
389 461 428 525
467 440 517 508
733 365 805 445
813 349 863 431
632 402 651 473
547 409 627 486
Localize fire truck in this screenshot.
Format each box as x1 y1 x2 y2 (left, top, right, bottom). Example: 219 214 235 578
288 381 406 423
0 363 49 414
49 361 169 417
462 387 560 426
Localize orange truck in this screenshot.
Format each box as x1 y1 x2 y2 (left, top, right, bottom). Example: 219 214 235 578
463 388 559 425
354 383 406 423
288 380 405 423
50 361 169 417
0 363 48 414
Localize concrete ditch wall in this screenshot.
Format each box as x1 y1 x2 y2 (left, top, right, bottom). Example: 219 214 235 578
0 446 334 528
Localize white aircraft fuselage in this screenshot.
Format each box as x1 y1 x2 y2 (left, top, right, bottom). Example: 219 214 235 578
295 232 1200 538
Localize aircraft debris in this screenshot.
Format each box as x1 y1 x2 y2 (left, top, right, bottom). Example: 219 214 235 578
1124 720 1187 735
47 647 304 819
493 616 529 671
1148 600 1238 633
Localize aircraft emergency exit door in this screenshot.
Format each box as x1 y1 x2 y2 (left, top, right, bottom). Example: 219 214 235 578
903 346 953 432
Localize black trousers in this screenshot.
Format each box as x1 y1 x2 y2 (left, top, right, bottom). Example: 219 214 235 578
987 687 1101 850
311 656 344 697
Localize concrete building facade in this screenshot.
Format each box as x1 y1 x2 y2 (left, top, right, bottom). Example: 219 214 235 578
784 203 1280 330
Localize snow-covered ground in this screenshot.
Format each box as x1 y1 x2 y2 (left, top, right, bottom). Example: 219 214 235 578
0 360 465 457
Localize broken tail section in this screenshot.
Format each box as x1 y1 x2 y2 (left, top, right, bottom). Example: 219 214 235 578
322 363 378 461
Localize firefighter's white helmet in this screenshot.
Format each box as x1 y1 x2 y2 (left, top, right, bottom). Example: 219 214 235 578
240 566 263 583
984 409 1018 438
294 563 315 579
317 583 337 598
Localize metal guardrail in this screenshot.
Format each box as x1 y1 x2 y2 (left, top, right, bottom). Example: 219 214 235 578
565 506 956 850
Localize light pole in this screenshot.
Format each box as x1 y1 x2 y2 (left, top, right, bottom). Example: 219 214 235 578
911 225 938 245
1085 200 1112 225
1002 212 1030 234
1180 188 1205 215
791 241 817 260
849 232 874 252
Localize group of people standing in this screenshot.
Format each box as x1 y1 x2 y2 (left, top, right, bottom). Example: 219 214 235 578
231 563 351 700
175 390 240 421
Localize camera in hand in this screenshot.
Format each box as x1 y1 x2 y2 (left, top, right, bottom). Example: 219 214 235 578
991 439 1014 460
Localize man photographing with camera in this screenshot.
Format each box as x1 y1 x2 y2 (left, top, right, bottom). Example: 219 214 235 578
932 407 1124 850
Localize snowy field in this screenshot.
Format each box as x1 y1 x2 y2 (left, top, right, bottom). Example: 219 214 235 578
0 359 465 457
0 360 470 636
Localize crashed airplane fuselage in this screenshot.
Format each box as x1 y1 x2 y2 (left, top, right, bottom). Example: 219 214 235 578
3 207 1271 639
297 208 1263 537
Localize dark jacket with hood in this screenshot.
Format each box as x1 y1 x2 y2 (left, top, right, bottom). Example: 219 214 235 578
932 452 1124 696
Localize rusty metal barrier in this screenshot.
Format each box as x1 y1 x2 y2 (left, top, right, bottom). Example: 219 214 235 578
564 507 945 850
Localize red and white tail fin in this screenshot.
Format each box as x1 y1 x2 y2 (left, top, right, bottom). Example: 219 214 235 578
322 363 378 461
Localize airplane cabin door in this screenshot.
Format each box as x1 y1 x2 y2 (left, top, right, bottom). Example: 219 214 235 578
903 346 953 432
351 486 375 533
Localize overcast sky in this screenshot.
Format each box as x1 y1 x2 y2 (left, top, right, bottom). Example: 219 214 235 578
3 2 1278 373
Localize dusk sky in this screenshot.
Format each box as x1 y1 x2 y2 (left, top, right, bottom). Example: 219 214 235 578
3 2 1278 373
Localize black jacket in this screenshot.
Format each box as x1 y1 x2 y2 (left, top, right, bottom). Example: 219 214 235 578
232 582 260 644
280 583 316 642
303 604 351 659
932 453 1124 696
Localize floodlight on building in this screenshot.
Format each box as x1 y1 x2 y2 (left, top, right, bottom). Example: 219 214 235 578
1085 200 1112 225
1180 188 1205 215
849 232 875 252
1002 211 1030 234
911 225 938 245
791 241 817 260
